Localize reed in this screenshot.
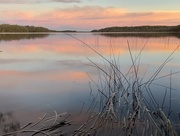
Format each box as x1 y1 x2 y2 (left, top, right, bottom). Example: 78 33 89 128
1 34 180 136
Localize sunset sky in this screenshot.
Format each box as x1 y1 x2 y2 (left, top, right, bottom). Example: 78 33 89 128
0 0 180 31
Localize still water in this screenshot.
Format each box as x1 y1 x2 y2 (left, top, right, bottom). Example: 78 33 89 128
0 33 180 126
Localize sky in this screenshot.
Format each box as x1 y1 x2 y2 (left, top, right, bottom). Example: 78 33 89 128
0 0 180 31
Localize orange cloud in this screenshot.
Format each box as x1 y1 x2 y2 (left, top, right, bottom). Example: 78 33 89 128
42 6 126 19
0 11 34 20
36 8 180 29
38 6 127 29
127 11 180 26
1 6 180 30
0 0 80 4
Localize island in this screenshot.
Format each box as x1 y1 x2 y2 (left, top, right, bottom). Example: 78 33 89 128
0 24 78 33
0 24 50 32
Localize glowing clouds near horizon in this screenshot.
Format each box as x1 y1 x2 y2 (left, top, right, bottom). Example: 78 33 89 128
0 6 180 30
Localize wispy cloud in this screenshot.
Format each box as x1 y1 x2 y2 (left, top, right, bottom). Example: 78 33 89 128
0 6 180 30
38 6 126 21
0 0 80 4
52 0 80 3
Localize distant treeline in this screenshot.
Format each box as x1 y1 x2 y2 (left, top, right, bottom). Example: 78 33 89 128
0 24 50 32
91 25 180 32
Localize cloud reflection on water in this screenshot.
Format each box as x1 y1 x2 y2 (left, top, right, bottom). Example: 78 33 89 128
0 33 179 125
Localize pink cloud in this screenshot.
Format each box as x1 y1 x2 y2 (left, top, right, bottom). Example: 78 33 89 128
0 6 180 30
52 0 80 3
0 11 34 20
0 0 80 4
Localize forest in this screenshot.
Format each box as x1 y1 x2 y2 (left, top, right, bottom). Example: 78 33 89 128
92 25 180 32
0 24 50 32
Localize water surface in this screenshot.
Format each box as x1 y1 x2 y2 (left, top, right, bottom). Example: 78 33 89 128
0 33 180 126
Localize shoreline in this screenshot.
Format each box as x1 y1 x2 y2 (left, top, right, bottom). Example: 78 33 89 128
0 31 179 34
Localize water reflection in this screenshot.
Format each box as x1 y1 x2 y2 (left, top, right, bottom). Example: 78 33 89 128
94 32 180 39
0 33 179 129
0 33 179 58
0 34 49 42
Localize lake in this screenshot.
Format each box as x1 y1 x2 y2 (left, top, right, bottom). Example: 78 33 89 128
0 33 180 134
